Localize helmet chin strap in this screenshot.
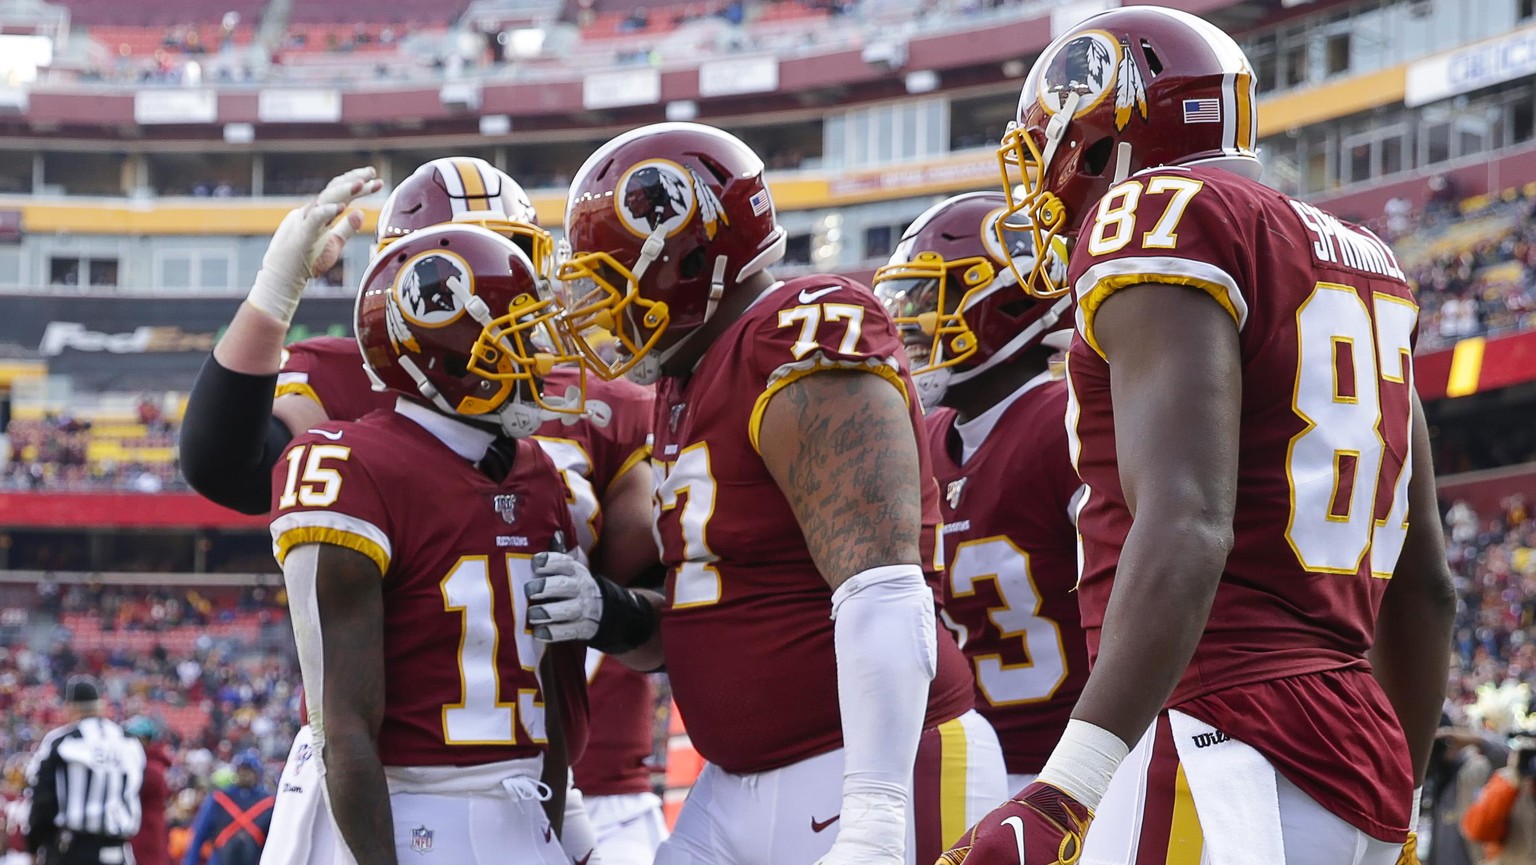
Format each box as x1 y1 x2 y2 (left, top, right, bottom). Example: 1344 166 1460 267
631 228 667 282
1037 90 1083 185
946 293 1074 387
1112 141 1134 184
395 353 541 438
912 367 952 413
497 395 542 438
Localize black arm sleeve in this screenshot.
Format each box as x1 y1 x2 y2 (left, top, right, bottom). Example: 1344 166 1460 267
592 575 659 655
25 744 61 853
178 354 296 515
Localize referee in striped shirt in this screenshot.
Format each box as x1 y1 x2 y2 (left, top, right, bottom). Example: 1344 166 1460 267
25 676 146 865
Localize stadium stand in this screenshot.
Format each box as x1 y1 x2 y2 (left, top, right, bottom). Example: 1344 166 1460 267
1384 189 1536 353
0 580 297 766
1445 495 1536 714
57 0 265 28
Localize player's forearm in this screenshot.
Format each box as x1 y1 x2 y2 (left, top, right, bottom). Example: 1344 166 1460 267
1371 587 1454 785
323 725 399 865
1072 513 1231 748
213 302 291 375
1372 396 1457 786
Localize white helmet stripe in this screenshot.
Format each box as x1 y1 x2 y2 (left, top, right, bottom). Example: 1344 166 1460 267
437 163 468 214
1220 71 1237 155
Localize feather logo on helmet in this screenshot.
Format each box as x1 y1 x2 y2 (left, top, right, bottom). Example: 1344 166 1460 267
394 252 473 327
1036 30 1147 131
385 250 475 353
615 159 728 240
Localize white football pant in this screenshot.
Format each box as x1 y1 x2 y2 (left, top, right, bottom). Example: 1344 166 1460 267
383 759 568 864
654 710 1005 865
587 792 668 865
1081 709 1401 865
260 735 567 865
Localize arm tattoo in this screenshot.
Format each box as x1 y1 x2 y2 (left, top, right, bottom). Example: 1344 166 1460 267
761 370 923 586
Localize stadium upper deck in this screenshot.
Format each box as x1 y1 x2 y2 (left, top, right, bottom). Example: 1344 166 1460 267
0 0 1529 302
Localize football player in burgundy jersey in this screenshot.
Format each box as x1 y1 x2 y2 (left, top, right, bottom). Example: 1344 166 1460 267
873 192 1085 795
943 7 1455 865
181 158 665 864
270 224 591 865
526 122 1006 865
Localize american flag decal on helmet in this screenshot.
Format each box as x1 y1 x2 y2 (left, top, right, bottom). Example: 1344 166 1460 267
750 191 770 216
1183 98 1221 124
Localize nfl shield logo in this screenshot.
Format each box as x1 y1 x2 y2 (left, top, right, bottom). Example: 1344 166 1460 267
946 477 967 509
410 826 433 854
493 494 518 524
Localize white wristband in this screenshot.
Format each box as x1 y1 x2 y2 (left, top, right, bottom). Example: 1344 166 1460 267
246 267 305 326
1409 785 1422 828
1036 719 1129 811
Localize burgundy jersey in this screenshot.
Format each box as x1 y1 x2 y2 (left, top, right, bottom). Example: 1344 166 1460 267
576 652 655 796
1066 166 1418 840
276 336 393 421
532 366 659 798
925 373 1088 776
533 365 655 556
274 339 656 789
270 408 586 767
651 275 974 774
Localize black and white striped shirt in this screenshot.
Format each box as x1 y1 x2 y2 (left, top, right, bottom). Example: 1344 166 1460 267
25 717 146 845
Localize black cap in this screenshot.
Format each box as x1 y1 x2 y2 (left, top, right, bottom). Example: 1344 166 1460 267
63 675 101 705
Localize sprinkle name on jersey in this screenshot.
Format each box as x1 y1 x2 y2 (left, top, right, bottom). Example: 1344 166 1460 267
1287 199 1406 280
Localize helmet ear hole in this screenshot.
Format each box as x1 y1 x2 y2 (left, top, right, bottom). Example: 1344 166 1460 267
999 297 1035 319
680 247 708 279
1082 137 1115 177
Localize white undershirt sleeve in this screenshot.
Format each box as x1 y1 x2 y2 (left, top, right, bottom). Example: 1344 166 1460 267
827 564 938 858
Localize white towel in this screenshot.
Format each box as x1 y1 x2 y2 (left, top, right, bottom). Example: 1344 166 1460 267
1169 709 1283 865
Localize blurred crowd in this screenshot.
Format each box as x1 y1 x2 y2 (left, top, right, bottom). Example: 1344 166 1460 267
1 404 186 493
0 582 298 860
1409 202 1536 354
1446 496 1536 708
0 583 298 765
62 0 1051 89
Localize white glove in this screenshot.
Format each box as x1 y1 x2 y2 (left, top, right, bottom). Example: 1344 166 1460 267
247 166 383 325
525 551 603 642
813 792 907 865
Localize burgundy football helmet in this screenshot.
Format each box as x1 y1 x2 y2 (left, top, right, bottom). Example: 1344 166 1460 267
998 6 1261 297
874 192 1071 410
558 122 787 383
355 223 582 437
376 157 554 282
